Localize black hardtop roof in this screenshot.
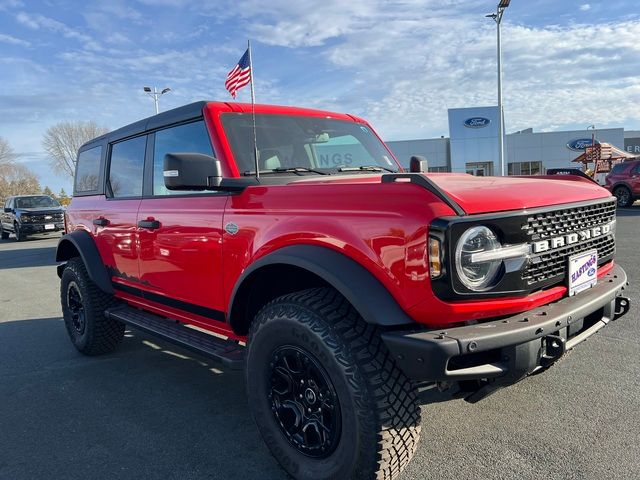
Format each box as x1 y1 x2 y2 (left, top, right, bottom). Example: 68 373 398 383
80 101 208 152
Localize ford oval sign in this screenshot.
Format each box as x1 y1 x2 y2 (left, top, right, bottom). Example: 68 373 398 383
567 138 598 151
464 117 491 128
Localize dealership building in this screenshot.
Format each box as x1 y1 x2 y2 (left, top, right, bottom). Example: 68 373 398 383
386 106 640 176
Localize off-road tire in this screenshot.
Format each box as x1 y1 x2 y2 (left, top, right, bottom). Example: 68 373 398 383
60 257 124 355
246 287 421 480
614 186 633 208
0 224 8 239
14 223 26 241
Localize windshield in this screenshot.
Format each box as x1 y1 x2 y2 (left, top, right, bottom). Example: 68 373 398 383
15 196 60 209
220 113 400 174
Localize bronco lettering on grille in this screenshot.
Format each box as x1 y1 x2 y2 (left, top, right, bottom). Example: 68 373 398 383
532 221 614 254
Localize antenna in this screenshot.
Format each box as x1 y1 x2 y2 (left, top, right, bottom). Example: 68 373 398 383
248 40 259 179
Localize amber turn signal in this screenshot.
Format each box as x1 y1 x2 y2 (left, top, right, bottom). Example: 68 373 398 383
428 237 442 278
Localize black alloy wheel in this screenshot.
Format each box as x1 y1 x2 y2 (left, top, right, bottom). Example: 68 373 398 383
614 186 633 208
66 281 86 335
268 345 341 458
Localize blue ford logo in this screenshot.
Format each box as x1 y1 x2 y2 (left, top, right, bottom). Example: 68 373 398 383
567 138 597 151
588 267 596 276
464 117 491 128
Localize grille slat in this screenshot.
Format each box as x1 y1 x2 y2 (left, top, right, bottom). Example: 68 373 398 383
521 199 616 286
26 213 63 223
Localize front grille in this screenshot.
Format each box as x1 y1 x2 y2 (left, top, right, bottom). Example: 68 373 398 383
522 234 615 285
523 199 616 241
26 213 63 223
522 199 616 286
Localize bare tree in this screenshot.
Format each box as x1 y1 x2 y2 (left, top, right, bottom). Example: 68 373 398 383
0 137 18 164
42 121 109 178
0 137 41 202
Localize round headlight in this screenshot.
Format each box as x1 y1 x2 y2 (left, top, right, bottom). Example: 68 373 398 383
455 226 502 291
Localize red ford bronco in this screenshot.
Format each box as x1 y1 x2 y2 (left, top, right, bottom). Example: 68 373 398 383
57 101 631 480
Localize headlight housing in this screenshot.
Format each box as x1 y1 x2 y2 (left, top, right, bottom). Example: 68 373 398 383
455 226 502 291
20 215 31 223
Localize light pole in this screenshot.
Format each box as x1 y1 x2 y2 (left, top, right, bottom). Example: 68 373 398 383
486 0 511 176
143 86 171 114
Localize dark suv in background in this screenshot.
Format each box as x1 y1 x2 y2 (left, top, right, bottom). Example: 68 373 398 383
1 195 65 241
605 159 640 207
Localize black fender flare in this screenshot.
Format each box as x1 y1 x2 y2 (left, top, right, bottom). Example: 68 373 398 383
229 244 415 329
56 230 113 295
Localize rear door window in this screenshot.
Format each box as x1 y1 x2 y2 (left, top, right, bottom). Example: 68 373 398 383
75 146 102 193
152 120 213 195
108 136 147 198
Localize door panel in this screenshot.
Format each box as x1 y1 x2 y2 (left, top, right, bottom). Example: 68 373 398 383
631 164 640 195
95 199 142 287
98 134 147 286
137 196 228 314
136 119 228 320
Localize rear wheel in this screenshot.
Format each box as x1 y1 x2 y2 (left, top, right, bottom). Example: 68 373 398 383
614 186 633 208
60 257 124 355
246 288 421 480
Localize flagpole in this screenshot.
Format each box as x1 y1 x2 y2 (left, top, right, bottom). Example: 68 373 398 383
248 39 259 179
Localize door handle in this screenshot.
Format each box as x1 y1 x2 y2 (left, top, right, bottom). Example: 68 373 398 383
138 219 161 229
93 218 109 227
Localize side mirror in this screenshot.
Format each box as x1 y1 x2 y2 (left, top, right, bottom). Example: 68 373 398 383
409 155 428 173
163 153 222 190
4 207 11 213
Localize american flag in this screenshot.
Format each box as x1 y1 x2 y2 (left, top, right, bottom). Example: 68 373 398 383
225 48 251 99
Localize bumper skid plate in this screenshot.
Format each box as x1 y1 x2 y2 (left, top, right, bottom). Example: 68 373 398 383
382 264 630 385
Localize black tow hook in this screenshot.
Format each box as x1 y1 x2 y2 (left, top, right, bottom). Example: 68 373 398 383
540 335 566 368
614 296 631 320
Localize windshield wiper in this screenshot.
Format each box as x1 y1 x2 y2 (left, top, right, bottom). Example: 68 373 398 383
242 167 330 176
337 165 396 173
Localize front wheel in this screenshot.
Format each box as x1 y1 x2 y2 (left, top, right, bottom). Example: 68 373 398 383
614 186 633 208
246 288 421 480
14 223 26 241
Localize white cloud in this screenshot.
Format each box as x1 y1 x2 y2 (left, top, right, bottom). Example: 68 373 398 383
0 33 30 47
580 4 591 11
0 0 23 11
225 2 640 139
15 12 97 47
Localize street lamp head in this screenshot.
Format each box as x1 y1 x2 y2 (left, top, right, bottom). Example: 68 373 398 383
498 0 511 8
486 13 498 19
143 86 152 92
161 88 171 95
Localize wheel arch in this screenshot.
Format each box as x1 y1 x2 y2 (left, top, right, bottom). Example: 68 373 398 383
612 182 632 192
56 230 113 294
228 244 414 335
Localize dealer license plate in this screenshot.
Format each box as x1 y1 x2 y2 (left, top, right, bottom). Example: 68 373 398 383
44 224 55 230
568 249 598 296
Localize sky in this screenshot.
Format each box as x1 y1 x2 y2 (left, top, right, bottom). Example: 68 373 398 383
1 0 639 193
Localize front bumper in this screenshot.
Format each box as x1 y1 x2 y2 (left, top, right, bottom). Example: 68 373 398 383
20 222 64 234
382 264 630 385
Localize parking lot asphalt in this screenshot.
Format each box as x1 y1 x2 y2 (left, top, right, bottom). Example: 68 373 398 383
0 206 638 480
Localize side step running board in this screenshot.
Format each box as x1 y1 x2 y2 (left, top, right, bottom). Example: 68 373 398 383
106 305 245 369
